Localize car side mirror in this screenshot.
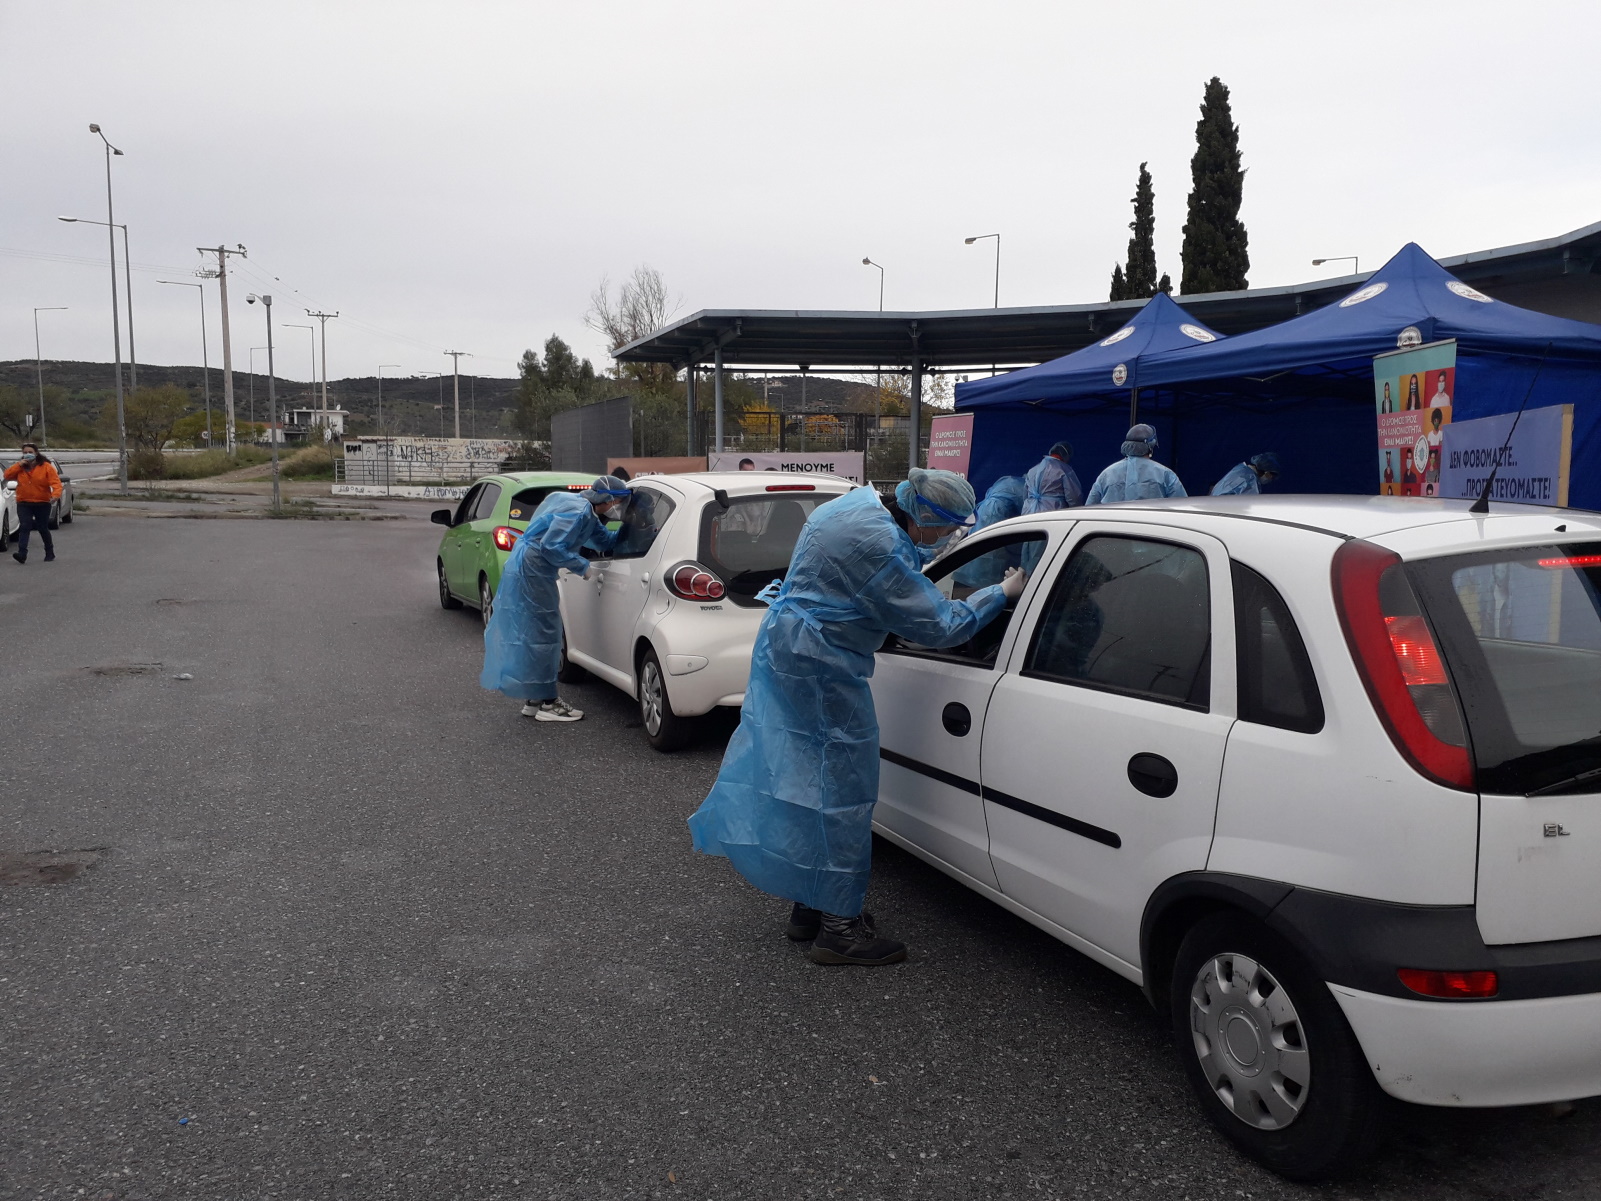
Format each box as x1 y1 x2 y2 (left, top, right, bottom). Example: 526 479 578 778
3 481 16 493
430 509 453 526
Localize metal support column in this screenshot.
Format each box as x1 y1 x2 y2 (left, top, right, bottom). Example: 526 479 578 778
713 346 726 454
910 359 923 474
685 365 697 456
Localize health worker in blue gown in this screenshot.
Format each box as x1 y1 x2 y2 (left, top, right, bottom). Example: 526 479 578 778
1211 452 1282 496
952 474 1027 589
687 470 1026 966
1085 424 1187 504
479 476 628 723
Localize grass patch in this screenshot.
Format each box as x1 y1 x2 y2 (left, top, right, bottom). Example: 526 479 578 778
131 447 275 480
277 444 340 481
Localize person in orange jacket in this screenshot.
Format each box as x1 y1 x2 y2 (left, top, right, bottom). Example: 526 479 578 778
4 443 63 563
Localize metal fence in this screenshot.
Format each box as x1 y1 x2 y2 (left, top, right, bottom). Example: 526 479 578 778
334 456 519 487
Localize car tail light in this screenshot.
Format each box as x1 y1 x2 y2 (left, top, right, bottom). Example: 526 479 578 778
1332 539 1473 790
565 484 590 491
765 484 815 492
666 561 726 601
492 526 520 551
1397 968 1498 999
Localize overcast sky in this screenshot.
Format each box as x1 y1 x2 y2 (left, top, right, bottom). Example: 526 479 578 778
4 0 1599 385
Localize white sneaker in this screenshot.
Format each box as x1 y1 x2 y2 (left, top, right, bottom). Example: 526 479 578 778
520 702 543 717
533 698 583 722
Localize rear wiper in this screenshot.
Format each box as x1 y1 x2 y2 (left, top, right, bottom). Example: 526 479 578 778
1527 765 1601 798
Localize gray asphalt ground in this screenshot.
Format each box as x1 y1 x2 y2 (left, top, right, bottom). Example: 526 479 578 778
4 506 1599 1201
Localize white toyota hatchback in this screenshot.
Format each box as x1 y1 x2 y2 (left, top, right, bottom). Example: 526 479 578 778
869 494 1601 1179
557 471 851 749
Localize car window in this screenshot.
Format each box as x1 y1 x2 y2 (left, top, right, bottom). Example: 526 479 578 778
452 484 482 527
1409 543 1601 795
508 485 578 522
881 529 1049 668
609 488 676 560
1025 534 1211 709
470 482 502 522
700 492 844 607
1232 561 1323 733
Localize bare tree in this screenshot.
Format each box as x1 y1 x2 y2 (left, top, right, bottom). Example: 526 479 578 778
585 265 680 387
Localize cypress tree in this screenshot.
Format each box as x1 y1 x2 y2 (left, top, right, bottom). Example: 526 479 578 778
1158 272 1173 295
1109 264 1128 302
1180 76 1249 294
1124 163 1158 298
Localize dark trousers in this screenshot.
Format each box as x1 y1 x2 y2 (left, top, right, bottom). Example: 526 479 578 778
16 501 53 558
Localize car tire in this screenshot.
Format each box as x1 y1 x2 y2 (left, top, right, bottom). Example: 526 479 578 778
479 574 494 627
638 646 695 752
1170 912 1387 1181
556 635 588 684
437 559 463 609
0 514 8 551
60 499 72 525
48 501 60 531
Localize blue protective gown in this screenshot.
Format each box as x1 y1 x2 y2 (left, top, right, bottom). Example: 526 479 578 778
1085 456 1187 504
954 474 1027 588
687 486 1008 916
1021 455 1083 515
1211 462 1261 496
480 492 617 701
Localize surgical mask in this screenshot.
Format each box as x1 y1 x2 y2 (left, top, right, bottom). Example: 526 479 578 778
915 530 957 566
21 453 35 463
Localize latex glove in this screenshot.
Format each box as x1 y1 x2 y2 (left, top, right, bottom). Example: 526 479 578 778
754 578 783 606
1000 566 1026 601
580 563 597 581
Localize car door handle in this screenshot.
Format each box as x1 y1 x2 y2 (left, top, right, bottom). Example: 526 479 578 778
640 573 650 588
1127 753 1178 798
941 702 972 737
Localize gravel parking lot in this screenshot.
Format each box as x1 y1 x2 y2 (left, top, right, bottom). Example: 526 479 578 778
3 507 1598 1199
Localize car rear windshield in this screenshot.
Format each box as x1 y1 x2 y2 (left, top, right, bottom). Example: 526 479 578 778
700 493 844 607
1409 543 1601 795
508 485 583 523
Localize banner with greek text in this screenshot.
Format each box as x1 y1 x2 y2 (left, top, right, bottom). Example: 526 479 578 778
1373 340 1455 497
1438 404 1573 507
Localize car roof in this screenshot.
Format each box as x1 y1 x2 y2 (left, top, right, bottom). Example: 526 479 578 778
632 471 857 498
990 494 1601 556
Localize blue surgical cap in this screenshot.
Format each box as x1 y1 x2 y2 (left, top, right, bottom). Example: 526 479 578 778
1250 452 1282 475
1049 441 1073 462
894 468 978 527
581 475 631 503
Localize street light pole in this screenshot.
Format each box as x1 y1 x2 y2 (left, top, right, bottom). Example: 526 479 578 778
32 307 67 447
862 257 884 311
198 244 247 454
862 257 886 425
61 216 137 392
87 124 127 491
248 294 281 511
159 280 212 449
444 350 470 440
248 347 269 429
1312 255 1360 275
306 310 338 422
964 233 1001 307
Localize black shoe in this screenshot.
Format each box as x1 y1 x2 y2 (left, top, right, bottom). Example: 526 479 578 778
809 912 907 966
43 554 55 562
11 553 23 564
786 903 823 941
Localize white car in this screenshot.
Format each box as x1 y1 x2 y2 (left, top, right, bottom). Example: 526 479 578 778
557 471 851 749
0 479 14 549
869 493 1601 1179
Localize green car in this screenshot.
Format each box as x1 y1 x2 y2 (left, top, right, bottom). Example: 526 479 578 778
432 471 596 623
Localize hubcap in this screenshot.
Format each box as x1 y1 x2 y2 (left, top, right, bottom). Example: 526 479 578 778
1189 952 1310 1130
480 579 493 626
640 660 664 735
438 563 450 603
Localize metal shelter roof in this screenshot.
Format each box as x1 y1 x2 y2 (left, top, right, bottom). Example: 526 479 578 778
613 219 1601 373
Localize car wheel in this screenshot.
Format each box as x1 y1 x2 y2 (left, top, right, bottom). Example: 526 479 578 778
638 647 695 752
479 574 494 627
0 514 8 551
556 634 588 684
437 559 463 609
48 501 60 531
1170 912 1387 1181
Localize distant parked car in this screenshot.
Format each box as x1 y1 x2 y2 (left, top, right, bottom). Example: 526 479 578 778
557 471 851 750
0 479 14 550
432 471 596 622
49 473 74 529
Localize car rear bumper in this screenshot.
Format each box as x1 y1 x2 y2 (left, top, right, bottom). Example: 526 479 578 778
651 606 761 716
1332 983 1601 1106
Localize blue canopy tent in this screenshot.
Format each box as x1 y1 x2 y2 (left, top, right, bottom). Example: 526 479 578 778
955 292 1224 492
1126 243 1601 504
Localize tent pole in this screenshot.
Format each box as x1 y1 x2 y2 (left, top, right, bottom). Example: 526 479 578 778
1129 386 1139 427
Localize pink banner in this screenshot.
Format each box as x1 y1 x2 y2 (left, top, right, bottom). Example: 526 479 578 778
927 413 975 477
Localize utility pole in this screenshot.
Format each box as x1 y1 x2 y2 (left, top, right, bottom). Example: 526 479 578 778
444 350 470 440
307 311 339 421
198 244 247 454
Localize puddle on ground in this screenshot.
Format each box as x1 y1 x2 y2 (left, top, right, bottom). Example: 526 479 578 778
0 849 104 886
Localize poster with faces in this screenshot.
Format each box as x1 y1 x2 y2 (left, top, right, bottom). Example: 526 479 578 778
1373 341 1455 497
